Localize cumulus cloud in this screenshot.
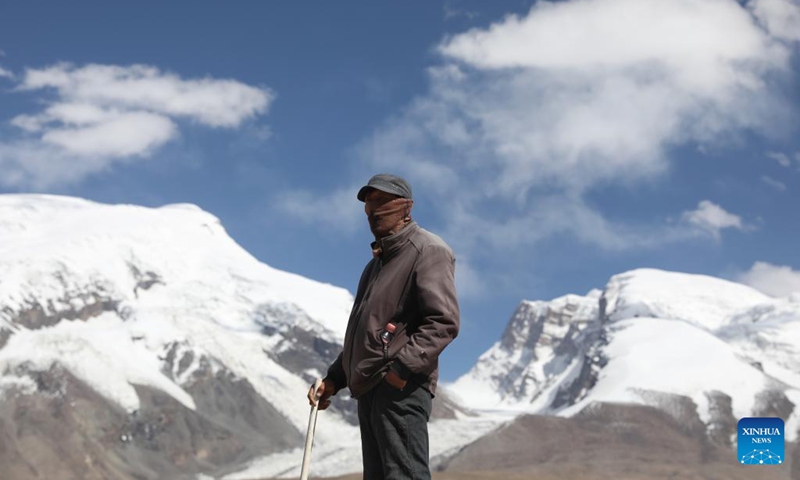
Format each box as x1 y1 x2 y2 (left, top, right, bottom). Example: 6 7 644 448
738 261 800 297
17 63 271 128
432 0 789 193
442 0 783 78
0 66 12 79
42 111 177 157
355 0 795 267
1 63 273 188
750 0 800 42
681 200 745 239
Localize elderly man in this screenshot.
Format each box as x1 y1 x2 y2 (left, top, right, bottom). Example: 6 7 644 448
307 173 460 480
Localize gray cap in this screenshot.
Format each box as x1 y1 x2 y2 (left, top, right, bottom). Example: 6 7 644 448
357 174 413 202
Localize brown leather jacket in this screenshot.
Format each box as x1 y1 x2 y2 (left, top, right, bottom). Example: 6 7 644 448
325 222 459 398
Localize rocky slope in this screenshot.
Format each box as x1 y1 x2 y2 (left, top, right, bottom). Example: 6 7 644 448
0 194 360 479
441 404 798 480
0 194 487 480
449 268 800 468
3 194 799 479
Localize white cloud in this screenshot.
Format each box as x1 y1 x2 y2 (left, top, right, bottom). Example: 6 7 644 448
1 63 273 188
0 66 12 79
13 103 122 132
355 0 794 267
442 0 784 87
738 261 800 297
681 200 745 239
761 175 787 191
432 0 789 194
18 63 272 127
437 194 701 257
0 141 131 189
768 150 793 167
750 0 800 42
768 150 800 169
42 111 177 157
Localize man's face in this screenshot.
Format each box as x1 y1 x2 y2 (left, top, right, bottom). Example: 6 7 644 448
364 189 405 238
363 189 397 212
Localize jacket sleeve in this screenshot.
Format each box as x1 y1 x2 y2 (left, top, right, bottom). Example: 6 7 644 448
392 243 460 379
324 352 347 394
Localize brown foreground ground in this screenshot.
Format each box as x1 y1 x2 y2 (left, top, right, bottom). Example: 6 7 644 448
310 463 796 480
271 449 797 480
268 402 798 480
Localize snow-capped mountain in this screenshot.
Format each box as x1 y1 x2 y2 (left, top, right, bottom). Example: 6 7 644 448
4 194 798 479
0 194 495 480
449 268 800 446
0 194 358 478
448 290 602 412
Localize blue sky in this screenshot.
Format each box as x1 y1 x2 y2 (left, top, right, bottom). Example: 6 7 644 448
1 1 799 381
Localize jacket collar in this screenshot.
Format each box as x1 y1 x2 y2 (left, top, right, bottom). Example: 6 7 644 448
371 221 418 264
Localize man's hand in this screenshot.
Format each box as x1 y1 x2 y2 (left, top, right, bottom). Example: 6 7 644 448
307 378 336 410
384 370 407 390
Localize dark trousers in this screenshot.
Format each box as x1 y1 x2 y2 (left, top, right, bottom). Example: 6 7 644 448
357 380 433 480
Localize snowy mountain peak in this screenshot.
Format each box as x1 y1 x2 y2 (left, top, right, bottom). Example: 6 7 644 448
0 194 496 479
451 267 800 443
602 268 770 331
499 295 597 352
0 194 354 419
3 196 798 478
449 292 600 410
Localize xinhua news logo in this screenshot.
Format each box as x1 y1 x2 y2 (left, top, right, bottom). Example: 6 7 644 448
738 417 784 466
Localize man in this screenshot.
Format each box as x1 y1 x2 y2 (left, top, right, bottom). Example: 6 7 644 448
307 173 460 480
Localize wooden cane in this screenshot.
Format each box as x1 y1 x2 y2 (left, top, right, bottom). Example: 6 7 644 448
300 378 323 480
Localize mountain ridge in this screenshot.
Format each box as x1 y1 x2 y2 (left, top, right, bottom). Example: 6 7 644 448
1 194 798 479
450 268 800 445
0 194 490 480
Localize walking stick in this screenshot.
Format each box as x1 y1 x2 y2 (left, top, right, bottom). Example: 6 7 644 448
300 378 322 480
